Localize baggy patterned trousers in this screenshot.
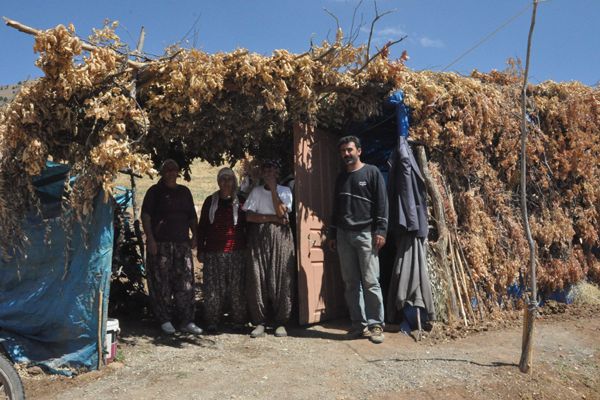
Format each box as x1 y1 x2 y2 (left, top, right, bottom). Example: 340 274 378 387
246 223 295 326
202 250 247 326
146 242 195 325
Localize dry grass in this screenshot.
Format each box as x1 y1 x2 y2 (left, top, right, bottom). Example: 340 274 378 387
112 160 225 209
571 281 600 305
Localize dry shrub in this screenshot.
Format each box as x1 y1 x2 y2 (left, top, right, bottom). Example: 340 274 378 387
400 68 599 296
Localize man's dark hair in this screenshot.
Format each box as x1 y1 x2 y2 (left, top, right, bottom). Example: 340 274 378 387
338 135 361 150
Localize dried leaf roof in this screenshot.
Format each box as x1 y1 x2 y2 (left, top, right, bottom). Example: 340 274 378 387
1 23 598 295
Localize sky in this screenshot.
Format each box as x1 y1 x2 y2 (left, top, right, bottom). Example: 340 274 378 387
1 0 598 86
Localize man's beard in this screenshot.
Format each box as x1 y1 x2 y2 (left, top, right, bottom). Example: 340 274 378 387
343 155 357 165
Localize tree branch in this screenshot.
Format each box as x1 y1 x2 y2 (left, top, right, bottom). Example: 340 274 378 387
365 0 395 61
355 36 406 75
3 16 147 69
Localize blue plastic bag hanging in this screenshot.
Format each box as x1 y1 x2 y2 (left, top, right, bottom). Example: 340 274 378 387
386 90 410 138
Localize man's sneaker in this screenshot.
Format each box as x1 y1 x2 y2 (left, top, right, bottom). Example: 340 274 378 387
274 326 287 337
369 325 384 344
250 324 265 338
160 321 176 335
181 322 203 335
346 326 370 340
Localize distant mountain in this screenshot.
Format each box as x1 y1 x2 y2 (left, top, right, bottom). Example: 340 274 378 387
0 82 23 106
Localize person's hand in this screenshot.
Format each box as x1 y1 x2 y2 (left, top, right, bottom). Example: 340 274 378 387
190 234 197 249
374 234 386 251
264 175 277 190
147 238 158 256
274 215 289 225
328 239 337 252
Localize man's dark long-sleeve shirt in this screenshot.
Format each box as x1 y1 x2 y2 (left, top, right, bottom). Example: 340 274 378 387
328 164 388 239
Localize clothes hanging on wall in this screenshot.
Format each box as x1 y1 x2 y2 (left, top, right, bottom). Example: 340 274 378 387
385 91 435 322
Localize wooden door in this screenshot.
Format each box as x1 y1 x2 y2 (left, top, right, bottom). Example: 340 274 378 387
294 123 346 325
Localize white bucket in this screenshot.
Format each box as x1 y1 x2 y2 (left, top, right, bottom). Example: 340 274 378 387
104 318 120 364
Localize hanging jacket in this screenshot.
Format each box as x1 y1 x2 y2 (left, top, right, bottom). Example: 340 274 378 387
387 136 429 239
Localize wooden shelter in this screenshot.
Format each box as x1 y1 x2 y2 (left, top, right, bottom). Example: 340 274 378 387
1 19 599 326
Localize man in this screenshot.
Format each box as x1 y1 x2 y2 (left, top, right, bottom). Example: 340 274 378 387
328 136 388 344
141 159 203 335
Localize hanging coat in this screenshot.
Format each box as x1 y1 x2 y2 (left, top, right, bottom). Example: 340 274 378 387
387 136 429 238
386 136 435 321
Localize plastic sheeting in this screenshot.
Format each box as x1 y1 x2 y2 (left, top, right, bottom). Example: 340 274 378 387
0 162 113 375
349 90 411 183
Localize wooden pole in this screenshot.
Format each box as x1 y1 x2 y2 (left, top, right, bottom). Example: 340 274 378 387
415 146 459 322
519 0 539 374
449 235 468 326
444 179 474 324
97 289 104 369
135 26 146 60
455 241 476 321
416 308 422 342
3 16 146 69
455 236 486 320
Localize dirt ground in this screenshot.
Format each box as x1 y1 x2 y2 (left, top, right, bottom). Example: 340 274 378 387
19 303 600 400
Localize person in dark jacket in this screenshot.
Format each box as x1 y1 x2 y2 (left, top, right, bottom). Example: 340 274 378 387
141 159 203 335
327 136 388 344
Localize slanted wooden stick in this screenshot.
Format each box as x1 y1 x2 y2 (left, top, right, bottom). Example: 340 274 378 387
449 235 468 326
454 240 476 322
455 235 486 320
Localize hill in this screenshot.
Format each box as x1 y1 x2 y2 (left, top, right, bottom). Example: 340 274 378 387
0 82 22 106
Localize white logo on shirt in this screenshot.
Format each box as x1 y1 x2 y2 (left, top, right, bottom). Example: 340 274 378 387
358 181 367 186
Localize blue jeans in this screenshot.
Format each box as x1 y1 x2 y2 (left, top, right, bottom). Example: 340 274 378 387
336 229 384 328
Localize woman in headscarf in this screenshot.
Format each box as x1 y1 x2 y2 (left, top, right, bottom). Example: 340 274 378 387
141 159 202 335
243 160 295 338
197 167 247 332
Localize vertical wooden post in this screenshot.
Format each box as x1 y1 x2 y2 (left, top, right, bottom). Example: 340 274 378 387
135 26 146 62
519 0 539 374
97 289 104 369
415 146 459 323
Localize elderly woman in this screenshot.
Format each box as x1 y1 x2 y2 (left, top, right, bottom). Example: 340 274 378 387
243 160 295 338
197 167 247 332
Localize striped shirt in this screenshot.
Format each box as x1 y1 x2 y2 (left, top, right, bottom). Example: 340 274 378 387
328 164 388 239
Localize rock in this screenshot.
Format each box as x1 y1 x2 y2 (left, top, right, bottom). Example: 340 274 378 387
27 366 44 376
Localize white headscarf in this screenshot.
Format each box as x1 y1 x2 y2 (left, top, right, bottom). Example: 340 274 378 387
208 168 239 225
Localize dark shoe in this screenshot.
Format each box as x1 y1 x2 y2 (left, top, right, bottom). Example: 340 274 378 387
369 325 384 344
274 326 287 337
160 321 176 335
346 326 370 340
250 324 265 338
181 322 203 335
206 324 218 333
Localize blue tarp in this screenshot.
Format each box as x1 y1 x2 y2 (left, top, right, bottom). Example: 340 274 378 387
349 90 411 184
0 162 113 375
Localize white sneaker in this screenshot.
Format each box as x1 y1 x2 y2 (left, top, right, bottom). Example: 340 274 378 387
181 322 203 335
161 321 176 334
